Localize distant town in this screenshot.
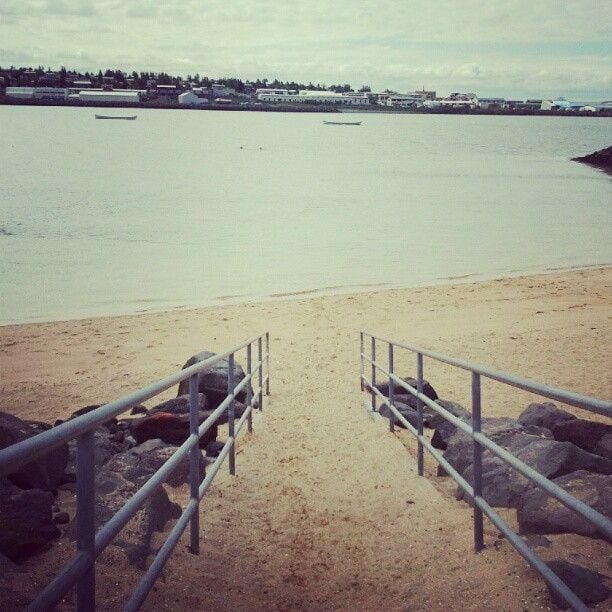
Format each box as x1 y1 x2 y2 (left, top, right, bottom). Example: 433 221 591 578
1 65 611 115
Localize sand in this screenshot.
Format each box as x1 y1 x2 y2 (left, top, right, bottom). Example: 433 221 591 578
0 267 610 610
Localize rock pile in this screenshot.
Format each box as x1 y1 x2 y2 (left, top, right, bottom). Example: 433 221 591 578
0 350 247 566
372 379 611 607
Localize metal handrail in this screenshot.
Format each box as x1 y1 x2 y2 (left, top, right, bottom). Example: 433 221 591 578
0 332 271 611
360 331 612 612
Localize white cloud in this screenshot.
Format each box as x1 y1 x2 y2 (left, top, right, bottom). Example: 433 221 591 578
1 1 611 97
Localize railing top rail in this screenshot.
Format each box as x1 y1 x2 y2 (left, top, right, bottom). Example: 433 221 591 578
362 331 612 417
0 333 266 477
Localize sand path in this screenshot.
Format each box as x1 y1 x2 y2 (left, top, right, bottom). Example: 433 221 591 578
142 298 552 611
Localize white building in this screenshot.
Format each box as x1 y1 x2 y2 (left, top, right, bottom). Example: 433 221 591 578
212 83 235 97
478 97 505 109
78 90 140 103
255 88 369 105
178 91 208 106
385 93 424 108
6 87 35 99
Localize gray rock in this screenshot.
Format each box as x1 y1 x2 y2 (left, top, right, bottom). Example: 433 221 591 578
378 400 418 429
427 400 471 433
0 480 60 561
65 450 181 567
64 426 126 479
176 351 252 408
0 411 68 491
129 439 205 487
517 470 612 539
373 377 438 411
551 418 612 457
441 417 612 491
545 560 610 608
594 433 612 460
518 402 576 431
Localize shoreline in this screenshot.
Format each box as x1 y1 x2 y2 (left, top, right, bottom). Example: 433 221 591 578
2 97 612 117
1 261 610 329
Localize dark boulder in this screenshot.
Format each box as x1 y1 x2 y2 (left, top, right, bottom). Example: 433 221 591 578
148 394 208 416
594 433 612 460
572 146 612 173
130 412 217 448
176 351 251 408
461 456 533 508
0 480 60 562
518 402 575 431
374 377 438 407
440 417 525 475
129 439 205 487
426 400 471 432
440 416 612 488
517 470 612 539
551 419 612 457
65 450 181 567
545 560 610 608
0 411 68 491
378 400 418 429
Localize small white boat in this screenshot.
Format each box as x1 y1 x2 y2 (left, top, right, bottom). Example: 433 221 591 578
323 120 362 125
95 114 137 120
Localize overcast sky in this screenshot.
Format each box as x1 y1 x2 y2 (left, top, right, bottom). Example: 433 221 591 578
1 0 611 99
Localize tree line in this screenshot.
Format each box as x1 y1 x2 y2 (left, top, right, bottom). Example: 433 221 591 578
0 65 372 93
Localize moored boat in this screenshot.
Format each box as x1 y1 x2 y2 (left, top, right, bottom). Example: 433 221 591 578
323 120 362 125
95 114 137 120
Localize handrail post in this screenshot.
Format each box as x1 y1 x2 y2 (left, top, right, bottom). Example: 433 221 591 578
258 336 263 411
417 353 424 476
472 372 484 551
388 343 395 432
188 373 200 554
76 431 95 612
265 332 270 396
246 343 253 434
228 352 236 475
360 332 364 391
371 337 377 413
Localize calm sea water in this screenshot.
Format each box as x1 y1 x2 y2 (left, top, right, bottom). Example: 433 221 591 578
0 106 610 325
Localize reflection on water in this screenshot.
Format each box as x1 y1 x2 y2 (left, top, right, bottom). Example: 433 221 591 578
0 106 610 324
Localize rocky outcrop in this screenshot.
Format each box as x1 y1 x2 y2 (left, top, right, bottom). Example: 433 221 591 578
445 417 612 507
545 560 610 608
517 470 612 539
572 146 612 173
0 412 68 491
66 450 181 567
176 351 250 408
0 479 60 561
517 402 576 431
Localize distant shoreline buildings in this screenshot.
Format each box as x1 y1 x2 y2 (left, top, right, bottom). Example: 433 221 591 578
0 65 610 114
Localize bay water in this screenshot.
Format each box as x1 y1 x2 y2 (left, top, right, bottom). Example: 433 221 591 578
0 106 610 325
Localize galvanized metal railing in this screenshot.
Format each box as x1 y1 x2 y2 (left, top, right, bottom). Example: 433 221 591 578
0 332 271 611
360 331 612 612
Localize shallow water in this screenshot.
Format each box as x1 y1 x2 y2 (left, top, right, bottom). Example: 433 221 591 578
0 106 610 324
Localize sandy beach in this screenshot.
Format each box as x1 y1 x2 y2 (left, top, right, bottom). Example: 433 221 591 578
1 266 610 610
